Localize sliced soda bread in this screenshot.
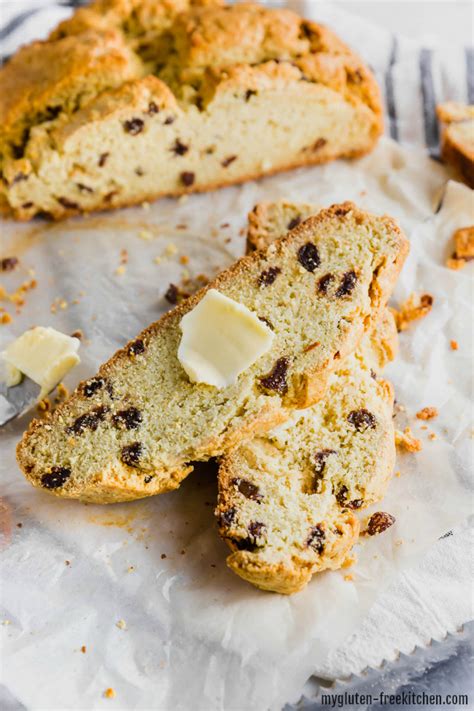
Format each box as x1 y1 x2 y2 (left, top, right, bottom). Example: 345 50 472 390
1 0 382 220
216 200 399 593
436 102 474 188
17 203 407 503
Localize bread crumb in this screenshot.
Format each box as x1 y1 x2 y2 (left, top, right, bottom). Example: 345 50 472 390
395 427 423 452
450 339 459 350
104 688 116 699
120 249 128 265
138 229 153 241
1 312 13 324
416 407 438 420
344 574 354 582
1 620 11 626
165 243 178 256
115 265 126 276
391 293 433 331
395 471 401 478
341 555 356 569
116 619 127 630
71 329 83 340
428 432 438 441
179 255 189 265
127 566 135 573
446 226 474 269
81 645 86 653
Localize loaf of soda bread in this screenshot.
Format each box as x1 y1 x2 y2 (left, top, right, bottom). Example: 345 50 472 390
0 0 383 220
216 200 398 593
17 202 407 503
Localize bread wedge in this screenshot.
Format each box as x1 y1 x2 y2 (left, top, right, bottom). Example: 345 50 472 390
17 202 407 503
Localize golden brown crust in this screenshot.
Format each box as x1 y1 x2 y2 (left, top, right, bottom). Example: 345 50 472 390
0 1 383 220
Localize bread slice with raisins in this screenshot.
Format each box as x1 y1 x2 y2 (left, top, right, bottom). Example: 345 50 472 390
17 202 407 503
216 200 399 593
1 0 382 220
436 102 474 188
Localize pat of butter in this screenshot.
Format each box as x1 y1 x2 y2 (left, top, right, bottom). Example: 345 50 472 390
2 326 80 397
178 289 274 388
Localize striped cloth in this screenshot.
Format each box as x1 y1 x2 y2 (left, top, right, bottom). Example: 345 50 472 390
0 0 472 159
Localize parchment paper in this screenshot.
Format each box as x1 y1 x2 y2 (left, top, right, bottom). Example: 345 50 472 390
0 138 473 711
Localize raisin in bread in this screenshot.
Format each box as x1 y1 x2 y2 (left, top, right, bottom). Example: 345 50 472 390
436 102 474 188
216 200 399 593
1 0 382 220
17 203 407 503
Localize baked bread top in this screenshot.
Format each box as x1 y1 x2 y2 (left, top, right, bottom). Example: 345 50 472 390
0 0 381 170
17 202 407 503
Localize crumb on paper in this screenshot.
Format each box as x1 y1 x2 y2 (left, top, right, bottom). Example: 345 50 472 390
165 243 178 257
416 407 439 420
65 560 71 566
344 574 354 582
391 293 433 332
446 225 474 270
1 312 12 325
104 688 116 699
450 340 459 350
116 619 127 630
138 229 153 241
161 553 166 560
1 620 11 626
127 566 135 573
81 645 86 653
71 329 83 340
179 255 189 265
341 555 356 569
428 432 438 441
1 257 19 272
395 471 401 478
115 265 126 276
395 427 423 452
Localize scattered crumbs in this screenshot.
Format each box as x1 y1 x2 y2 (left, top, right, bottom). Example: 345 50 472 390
391 293 433 332
71 329 83 340
179 255 189 265
395 427 423 452
446 257 466 271
120 249 128 265
450 340 459 350
220 222 230 228
37 397 51 414
395 471 401 478
116 619 127 630
104 688 116 699
395 539 403 547
115 265 126 276
1 620 11 626
238 228 246 237
344 574 354 582
420 425 428 431
224 237 232 244
175 223 188 230
428 432 438 441
180 549 186 555
138 229 153 241
1 312 12 325
65 560 71 566
127 566 135 573
17 522 22 528
416 406 438 420
153 255 163 265
210 564 216 568
81 645 87 653
161 553 167 560
181 268 190 281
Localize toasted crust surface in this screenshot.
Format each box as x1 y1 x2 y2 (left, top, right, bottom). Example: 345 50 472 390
17 202 407 503
0 1 382 220
436 102 474 188
216 200 399 594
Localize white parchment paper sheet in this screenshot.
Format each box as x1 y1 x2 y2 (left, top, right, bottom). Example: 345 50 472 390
0 138 473 710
